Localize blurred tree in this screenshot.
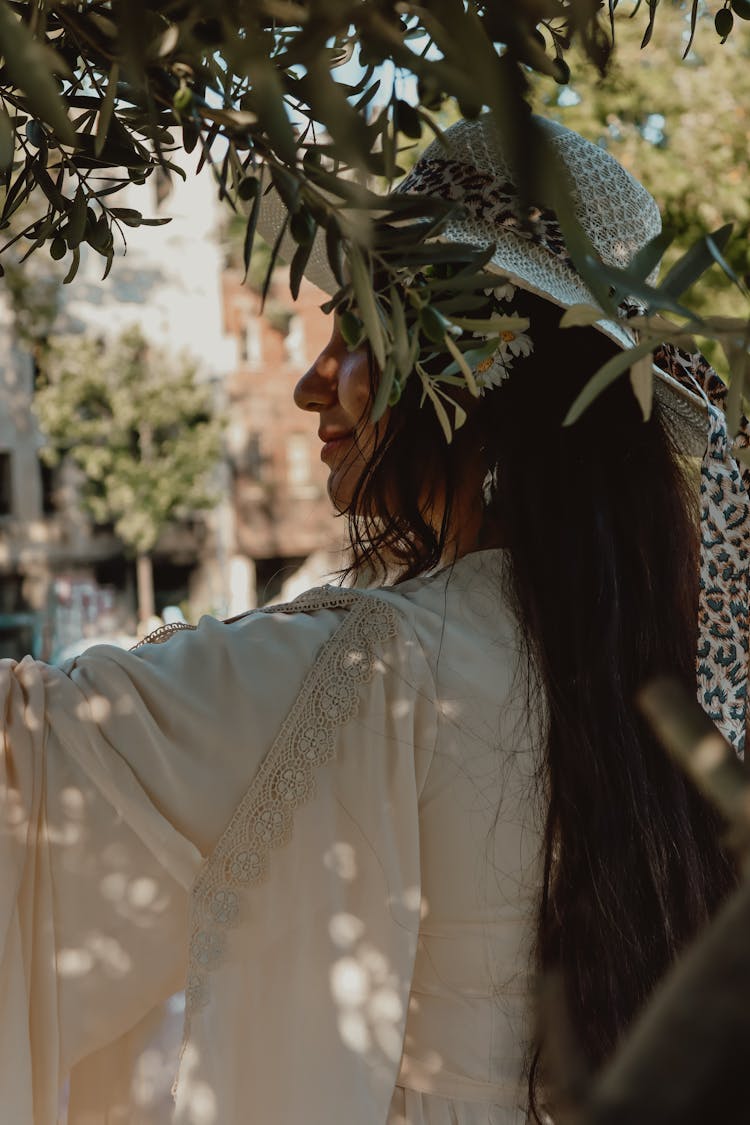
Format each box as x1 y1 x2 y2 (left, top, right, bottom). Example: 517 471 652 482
33 326 223 623
0 0 698 282
531 1 750 367
2 0 747 426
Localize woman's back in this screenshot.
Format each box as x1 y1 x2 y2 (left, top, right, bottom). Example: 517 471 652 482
380 551 542 1121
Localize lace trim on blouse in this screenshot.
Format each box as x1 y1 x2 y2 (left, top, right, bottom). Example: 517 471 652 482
156 588 399 1042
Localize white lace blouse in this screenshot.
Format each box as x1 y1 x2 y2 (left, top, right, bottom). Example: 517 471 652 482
0 548 542 1124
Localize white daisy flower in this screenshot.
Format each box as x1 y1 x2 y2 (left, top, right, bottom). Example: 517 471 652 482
484 280 517 303
497 330 533 361
473 351 513 393
471 328 535 395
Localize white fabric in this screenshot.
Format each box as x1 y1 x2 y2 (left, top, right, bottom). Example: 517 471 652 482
0 548 542 1124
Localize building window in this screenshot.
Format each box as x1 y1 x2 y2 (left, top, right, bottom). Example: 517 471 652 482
0 453 13 516
284 315 306 367
0 573 25 613
246 432 264 481
286 433 311 488
243 319 263 369
39 460 56 515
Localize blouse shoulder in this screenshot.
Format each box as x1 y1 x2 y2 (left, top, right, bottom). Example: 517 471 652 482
57 586 414 861
179 583 431 1029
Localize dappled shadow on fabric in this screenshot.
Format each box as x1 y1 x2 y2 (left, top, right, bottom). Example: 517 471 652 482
0 654 195 1123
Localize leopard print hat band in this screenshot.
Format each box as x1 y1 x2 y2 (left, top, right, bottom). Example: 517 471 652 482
653 344 750 756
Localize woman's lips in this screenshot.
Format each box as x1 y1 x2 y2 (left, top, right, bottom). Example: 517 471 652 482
320 433 353 461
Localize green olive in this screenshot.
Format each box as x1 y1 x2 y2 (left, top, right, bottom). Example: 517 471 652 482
25 120 45 148
387 378 403 407
172 86 193 112
238 176 259 202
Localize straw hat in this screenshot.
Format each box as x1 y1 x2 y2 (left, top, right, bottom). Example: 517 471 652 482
258 113 708 454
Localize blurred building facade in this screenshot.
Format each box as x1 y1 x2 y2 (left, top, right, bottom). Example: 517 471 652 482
222 270 345 607
0 165 342 660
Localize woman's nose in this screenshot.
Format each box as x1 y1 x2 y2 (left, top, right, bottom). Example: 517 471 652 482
293 350 339 412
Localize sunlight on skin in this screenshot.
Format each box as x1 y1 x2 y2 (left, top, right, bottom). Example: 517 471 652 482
296 317 500 560
294 322 388 513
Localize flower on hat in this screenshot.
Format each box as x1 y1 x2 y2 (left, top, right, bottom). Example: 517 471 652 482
498 329 533 360
484 280 517 302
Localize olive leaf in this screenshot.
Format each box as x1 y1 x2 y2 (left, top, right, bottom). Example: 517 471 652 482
244 57 297 166
660 224 734 299
0 103 14 170
95 61 120 157
66 189 88 247
289 236 313 300
629 353 654 420
559 304 605 328
349 242 386 369
443 331 480 397
371 353 396 423
446 313 529 334
325 216 345 289
629 229 674 282
389 285 412 381
417 364 453 442
0 1 74 146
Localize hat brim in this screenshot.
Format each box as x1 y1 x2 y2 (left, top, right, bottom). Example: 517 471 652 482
256 184 708 458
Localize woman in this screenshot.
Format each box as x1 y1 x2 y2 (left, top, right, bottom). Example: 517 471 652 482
0 114 740 1124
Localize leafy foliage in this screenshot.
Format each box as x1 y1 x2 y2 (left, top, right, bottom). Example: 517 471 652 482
532 2 750 371
0 0 699 287
1 0 749 436
33 325 224 556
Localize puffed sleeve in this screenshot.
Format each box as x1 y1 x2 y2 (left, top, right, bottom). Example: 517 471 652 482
0 605 348 1125
170 591 438 1125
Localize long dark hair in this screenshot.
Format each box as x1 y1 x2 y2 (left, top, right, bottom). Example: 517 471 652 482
338 295 737 1115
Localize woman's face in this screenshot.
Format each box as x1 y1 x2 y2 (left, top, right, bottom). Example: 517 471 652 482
294 321 386 511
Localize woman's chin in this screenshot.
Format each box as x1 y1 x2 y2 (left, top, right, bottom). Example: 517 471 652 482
326 473 353 513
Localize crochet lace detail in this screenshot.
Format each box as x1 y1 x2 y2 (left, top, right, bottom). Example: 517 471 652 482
181 587 399 1017
130 621 196 649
